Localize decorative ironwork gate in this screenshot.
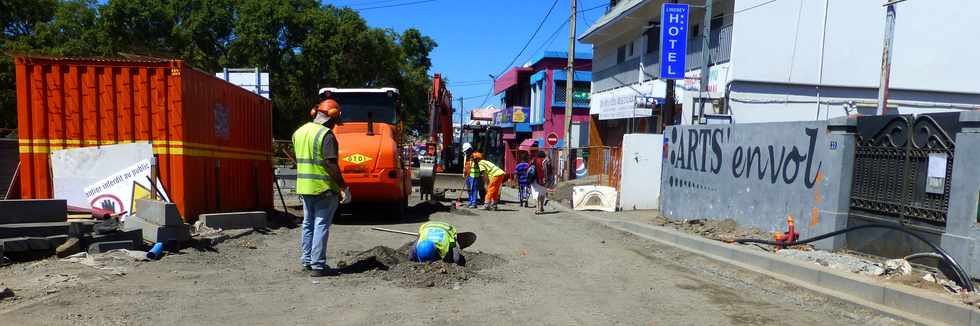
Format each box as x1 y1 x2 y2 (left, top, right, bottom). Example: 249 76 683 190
849 113 962 230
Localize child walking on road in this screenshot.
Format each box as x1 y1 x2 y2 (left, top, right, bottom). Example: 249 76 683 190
514 154 531 207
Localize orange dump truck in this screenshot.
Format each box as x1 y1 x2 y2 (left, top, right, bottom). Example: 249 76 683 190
319 88 411 217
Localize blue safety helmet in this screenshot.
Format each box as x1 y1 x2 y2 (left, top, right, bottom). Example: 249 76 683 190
415 239 438 262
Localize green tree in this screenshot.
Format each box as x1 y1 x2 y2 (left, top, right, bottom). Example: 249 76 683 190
0 0 59 129
0 0 439 139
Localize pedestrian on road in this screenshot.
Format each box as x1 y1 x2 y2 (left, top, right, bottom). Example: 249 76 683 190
292 98 350 277
514 153 531 207
529 151 553 214
408 221 466 265
472 152 505 210
461 143 482 208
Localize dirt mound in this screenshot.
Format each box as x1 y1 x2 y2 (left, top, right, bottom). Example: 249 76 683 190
653 217 768 242
335 243 506 288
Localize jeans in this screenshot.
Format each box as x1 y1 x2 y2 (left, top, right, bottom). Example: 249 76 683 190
518 182 529 205
300 192 339 270
466 176 480 206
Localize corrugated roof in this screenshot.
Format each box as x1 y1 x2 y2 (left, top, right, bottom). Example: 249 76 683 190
14 54 176 64
579 0 647 43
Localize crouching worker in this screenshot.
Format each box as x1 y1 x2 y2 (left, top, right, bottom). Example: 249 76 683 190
409 221 466 266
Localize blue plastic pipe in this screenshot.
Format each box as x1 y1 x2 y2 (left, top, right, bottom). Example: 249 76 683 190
146 242 164 260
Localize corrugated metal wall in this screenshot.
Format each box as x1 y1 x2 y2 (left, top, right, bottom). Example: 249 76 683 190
14 57 272 220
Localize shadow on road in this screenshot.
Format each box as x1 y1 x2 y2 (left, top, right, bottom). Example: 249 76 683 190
333 201 458 225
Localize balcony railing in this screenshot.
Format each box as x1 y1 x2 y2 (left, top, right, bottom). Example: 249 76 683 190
593 24 732 93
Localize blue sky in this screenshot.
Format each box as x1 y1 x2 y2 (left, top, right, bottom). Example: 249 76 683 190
324 0 607 113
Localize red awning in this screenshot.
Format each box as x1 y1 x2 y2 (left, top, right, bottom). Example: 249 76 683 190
518 138 538 151
493 67 534 95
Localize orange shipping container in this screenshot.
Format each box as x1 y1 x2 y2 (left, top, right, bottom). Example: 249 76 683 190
14 56 273 221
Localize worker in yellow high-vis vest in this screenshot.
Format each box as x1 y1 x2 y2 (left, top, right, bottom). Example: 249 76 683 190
472 152 505 211
409 221 465 265
461 143 483 208
293 98 349 278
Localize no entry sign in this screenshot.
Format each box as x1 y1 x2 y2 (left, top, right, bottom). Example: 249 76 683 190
660 3 689 79
547 133 559 146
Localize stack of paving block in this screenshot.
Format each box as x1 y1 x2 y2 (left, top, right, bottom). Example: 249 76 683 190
124 199 190 245
71 219 144 254
0 200 70 256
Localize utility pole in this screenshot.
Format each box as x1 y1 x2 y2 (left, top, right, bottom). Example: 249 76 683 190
698 0 713 123
459 97 464 168
562 0 576 181
661 0 678 133
877 1 898 115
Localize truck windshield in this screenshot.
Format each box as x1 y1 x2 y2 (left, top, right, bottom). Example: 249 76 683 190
331 93 398 124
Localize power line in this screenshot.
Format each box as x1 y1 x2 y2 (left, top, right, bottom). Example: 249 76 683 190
342 0 405 6
526 18 568 62
521 0 605 65
454 83 494 88
454 80 491 85
581 2 607 13
355 0 436 11
578 0 595 27
491 0 561 79
482 0 561 108
458 94 491 101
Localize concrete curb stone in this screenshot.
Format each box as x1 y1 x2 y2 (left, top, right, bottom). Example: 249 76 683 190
198 211 267 230
499 187 973 325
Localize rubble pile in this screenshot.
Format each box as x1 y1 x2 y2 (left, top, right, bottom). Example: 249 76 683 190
653 217 769 242
335 242 505 289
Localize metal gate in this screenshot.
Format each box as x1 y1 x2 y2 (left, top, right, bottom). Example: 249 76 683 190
849 113 962 230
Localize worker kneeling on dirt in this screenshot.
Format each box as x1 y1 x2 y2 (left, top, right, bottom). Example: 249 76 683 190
409 221 465 265
472 152 505 210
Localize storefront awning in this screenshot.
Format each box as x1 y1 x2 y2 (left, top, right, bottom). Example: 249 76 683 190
518 138 538 151
493 67 534 95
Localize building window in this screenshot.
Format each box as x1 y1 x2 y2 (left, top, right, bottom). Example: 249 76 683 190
627 42 634 57
554 82 591 107
646 25 660 56
691 24 699 40
617 45 626 64
711 15 724 31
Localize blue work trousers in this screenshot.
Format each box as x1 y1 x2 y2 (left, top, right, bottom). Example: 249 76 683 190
300 192 339 270
518 182 529 205
466 176 480 206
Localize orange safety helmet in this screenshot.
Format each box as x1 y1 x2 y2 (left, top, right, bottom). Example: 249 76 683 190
310 99 341 119
470 152 483 160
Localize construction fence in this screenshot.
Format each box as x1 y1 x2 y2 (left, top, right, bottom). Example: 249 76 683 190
503 146 622 191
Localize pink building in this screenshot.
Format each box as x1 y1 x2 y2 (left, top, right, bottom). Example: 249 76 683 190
492 51 592 151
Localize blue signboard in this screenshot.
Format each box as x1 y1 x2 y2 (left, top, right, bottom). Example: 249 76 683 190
660 3 689 79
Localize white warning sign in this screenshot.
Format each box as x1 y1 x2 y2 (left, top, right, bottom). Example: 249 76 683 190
84 159 169 216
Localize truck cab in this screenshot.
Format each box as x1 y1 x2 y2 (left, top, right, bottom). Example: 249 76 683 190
319 88 411 217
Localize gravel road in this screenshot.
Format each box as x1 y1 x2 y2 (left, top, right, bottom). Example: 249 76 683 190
0 190 906 325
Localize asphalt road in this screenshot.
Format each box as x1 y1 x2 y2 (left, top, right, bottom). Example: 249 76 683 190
0 190 906 325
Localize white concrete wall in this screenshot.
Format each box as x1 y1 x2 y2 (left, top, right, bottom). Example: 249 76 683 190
728 0 980 123
732 0 980 92
620 133 664 210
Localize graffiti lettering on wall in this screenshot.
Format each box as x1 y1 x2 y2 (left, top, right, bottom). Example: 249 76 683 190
667 127 823 189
